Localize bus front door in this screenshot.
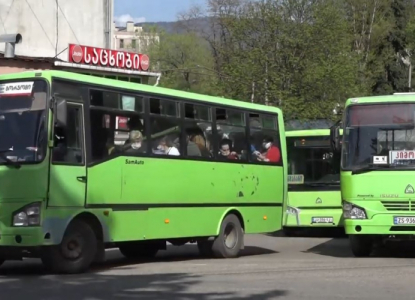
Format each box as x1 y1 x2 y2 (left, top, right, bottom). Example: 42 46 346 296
48 102 87 207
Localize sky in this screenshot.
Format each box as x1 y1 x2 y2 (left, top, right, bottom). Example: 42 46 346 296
114 0 206 25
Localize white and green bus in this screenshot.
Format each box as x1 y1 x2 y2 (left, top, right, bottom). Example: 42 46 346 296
284 129 342 235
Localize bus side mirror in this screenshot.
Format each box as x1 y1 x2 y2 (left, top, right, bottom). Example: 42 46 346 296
330 126 341 152
54 98 67 128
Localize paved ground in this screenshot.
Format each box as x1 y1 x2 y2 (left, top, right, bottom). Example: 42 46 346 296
1 231 415 299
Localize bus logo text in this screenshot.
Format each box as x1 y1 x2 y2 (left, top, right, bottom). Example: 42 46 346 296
125 159 144 165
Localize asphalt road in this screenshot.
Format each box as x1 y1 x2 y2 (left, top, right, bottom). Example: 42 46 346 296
1 232 415 299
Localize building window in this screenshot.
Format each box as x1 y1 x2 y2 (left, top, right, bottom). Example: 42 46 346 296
118 76 129 82
120 39 124 48
130 77 141 84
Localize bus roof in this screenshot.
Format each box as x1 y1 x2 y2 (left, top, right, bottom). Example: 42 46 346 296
285 129 330 137
0 70 282 114
286 128 343 138
345 93 415 106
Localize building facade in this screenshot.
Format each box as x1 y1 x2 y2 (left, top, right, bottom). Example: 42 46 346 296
113 21 160 54
0 0 159 83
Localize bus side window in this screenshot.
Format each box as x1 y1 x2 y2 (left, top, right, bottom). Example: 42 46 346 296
149 98 181 156
249 113 281 164
52 104 84 164
184 103 213 159
214 108 247 161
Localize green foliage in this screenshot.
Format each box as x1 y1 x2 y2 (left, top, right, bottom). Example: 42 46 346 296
145 0 415 121
145 27 222 95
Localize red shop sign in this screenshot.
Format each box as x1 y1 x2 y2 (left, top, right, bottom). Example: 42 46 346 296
116 116 129 129
68 44 150 71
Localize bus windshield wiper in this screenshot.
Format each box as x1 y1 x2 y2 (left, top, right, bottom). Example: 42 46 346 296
0 148 21 169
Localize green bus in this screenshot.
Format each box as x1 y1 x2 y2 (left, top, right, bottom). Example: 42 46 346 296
331 93 415 256
283 129 342 235
0 70 287 273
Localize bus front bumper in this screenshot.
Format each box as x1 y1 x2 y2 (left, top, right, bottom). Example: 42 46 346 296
285 206 343 228
345 214 415 235
0 226 45 247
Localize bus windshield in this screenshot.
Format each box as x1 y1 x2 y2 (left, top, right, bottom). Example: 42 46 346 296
342 103 415 171
0 80 47 164
287 136 340 191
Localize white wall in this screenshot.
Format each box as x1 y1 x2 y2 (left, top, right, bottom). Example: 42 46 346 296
0 0 113 60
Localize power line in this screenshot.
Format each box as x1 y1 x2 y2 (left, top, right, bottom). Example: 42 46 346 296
1 0 15 33
0 14 5 34
0 0 16 34
24 0 55 50
56 1 81 45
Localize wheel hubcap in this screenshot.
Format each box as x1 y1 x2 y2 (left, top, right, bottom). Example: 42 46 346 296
62 234 83 259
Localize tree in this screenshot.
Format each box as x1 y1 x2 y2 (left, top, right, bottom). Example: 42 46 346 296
146 29 221 95
185 0 362 120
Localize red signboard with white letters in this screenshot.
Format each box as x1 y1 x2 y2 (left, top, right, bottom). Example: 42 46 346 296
117 116 128 130
68 44 150 71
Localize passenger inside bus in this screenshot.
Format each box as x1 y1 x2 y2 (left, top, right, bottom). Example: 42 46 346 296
155 136 180 156
219 139 239 160
185 131 202 157
121 130 145 154
257 136 281 163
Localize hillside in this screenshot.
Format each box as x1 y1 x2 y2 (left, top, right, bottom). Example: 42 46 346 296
135 17 212 34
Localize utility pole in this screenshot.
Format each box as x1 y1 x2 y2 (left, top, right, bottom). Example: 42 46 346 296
265 61 269 106
251 81 255 103
399 50 412 90
104 0 113 49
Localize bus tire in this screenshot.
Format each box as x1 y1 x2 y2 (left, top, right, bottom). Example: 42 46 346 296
41 219 97 274
0 259 4 267
349 235 373 257
197 240 214 257
119 242 159 259
212 214 243 258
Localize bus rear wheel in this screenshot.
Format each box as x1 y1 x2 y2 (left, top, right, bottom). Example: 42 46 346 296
41 220 97 274
212 214 243 258
349 235 373 257
119 242 159 259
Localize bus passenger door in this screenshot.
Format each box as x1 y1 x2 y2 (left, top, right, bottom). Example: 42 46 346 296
48 102 86 207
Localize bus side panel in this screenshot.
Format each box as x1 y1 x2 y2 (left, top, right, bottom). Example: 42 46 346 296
86 157 283 242
106 206 281 242
86 158 123 205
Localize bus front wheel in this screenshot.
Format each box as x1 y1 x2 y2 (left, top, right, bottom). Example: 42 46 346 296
41 219 97 274
349 235 373 257
212 214 243 258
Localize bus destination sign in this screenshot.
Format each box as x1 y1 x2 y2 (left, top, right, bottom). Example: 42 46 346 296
68 44 150 71
389 150 415 165
0 82 34 97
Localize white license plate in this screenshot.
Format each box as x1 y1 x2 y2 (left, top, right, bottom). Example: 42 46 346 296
312 217 333 224
393 216 415 225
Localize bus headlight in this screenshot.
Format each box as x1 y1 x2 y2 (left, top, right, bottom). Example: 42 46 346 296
342 201 366 219
13 202 41 226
